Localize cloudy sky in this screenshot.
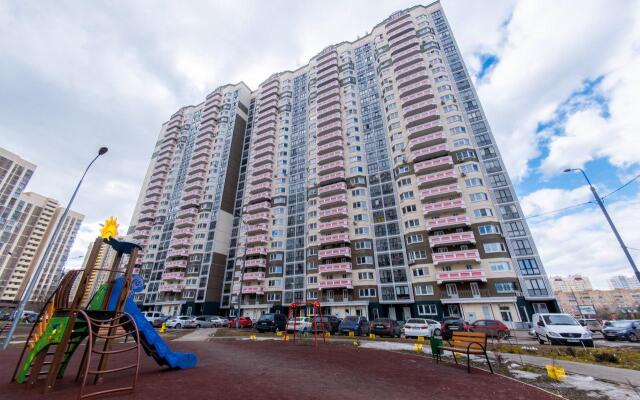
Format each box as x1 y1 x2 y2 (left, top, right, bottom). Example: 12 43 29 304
1 0 638 288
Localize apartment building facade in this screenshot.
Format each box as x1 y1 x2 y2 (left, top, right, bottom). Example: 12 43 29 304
0 192 83 304
129 83 252 316
131 2 557 324
549 274 593 293
555 288 640 319
608 275 640 290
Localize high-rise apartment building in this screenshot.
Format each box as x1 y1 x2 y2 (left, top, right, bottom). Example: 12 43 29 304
130 2 557 323
549 275 593 293
608 275 640 290
129 83 252 316
0 147 36 253
0 192 83 304
78 237 123 304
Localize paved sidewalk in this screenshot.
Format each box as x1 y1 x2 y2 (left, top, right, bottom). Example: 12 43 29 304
498 352 640 386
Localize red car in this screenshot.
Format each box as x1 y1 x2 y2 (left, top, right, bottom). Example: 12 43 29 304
468 319 511 339
227 316 253 328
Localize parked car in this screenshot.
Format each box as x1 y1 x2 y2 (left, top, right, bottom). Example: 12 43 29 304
403 318 441 338
602 320 639 342
286 317 312 333
165 315 192 329
338 316 370 336
0 310 11 321
184 315 219 328
468 319 511 339
533 313 593 347
227 316 253 328
578 318 603 333
318 315 341 334
152 315 170 328
143 311 164 324
209 316 229 327
370 318 401 338
440 317 470 340
256 313 287 333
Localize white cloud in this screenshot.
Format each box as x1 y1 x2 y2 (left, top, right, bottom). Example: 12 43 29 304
520 186 592 217
523 189 640 289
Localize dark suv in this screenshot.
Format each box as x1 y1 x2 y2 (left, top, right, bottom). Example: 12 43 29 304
441 317 470 340
256 313 287 333
317 315 341 334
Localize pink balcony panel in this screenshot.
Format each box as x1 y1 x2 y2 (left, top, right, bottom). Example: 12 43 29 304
136 221 152 230
395 60 428 76
317 130 342 146
159 284 184 293
185 172 206 184
319 220 349 232
403 98 437 115
414 156 454 174
318 182 347 196
244 259 267 268
162 272 185 280
249 182 272 194
318 139 344 154
389 29 416 45
426 216 470 231
318 120 342 135
165 260 188 269
407 120 443 139
245 201 270 213
319 233 350 245
436 268 486 283
318 171 346 185
405 109 439 126
242 272 266 281
167 249 189 258
428 232 476 247
423 199 466 214
170 238 191 248
246 193 271 204
318 263 352 273
245 246 268 256
318 194 348 207
400 88 434 106
319 279 353 289
245 212 270 223
182 189 203 201
318 150 344 164
397 70 428 86
241 286 265 294
318 160 344 174
416 169 457 187
319 206 348 219
173 228 194 238
420 183 461 201
246 235 269 244
175 217 196 228
146 188 162 197
408 132 445 150
250 173 272 186
246 224 269 234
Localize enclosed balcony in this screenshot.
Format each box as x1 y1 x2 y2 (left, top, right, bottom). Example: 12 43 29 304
433 250 481 265
420 183 462 202
245 246 268 256
245 201 270 214
241 286 265 294
426 216 470 231
244 258 267 268
319 279 353 290
317 129 343 146
165 260 188 269
318 206 349 220
318 262 352 274
246 235 269 245
423 199 466 215
173 228 194 238
319 219 349 233
170 238 191 248
414 155 453 174
242 272 266 282
162 272 185 281
175 217 196 228
318 160 345 175
167 248 189 258
319 233 350 245
245 212 270 224
318 171 346 186
400 88 433 108
436 268 486 283
416 169 457 188
318 182 347 197
408 131 445 151
318 150 343 164
318 194 348 208
428 232 476 247
318 139 344 154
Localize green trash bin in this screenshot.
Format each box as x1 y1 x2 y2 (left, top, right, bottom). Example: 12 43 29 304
430 337 444 362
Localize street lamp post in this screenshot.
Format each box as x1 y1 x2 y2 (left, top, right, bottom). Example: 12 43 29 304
564 168 640 283
2 147 108 350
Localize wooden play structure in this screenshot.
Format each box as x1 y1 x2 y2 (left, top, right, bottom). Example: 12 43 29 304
12 218 196 398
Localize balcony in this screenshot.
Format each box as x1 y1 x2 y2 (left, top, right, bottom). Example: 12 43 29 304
246 235 269 245
318 171 346 185
436 268 486 283
423 199 466 215
182 189 203 201
176 207 198 219
245 201 270 213
318 194 348 208
420 183 462 202
244 259 267 268
159 284 184 293
318 150 344 164
170 238 191 248
246 224 269 234
319 233 350 245
162 272 185 281
410 143 448 163
249 182 272 195
146 188 162 197
136 221 152 231
242 286 265 294
318 139 344 154
189 164 206 175
250 173 272 186
252 154 274 167
395 59 427 77
429 232 476 247
407 119 443 140
317 130 343 146
408 131 445 151
175 217 196 228
185 172 206 184
245 212 269 223
318 160 344 175
242 272 266 282
388 29 416 46
396 70 428 86
416 169 457 187
414 156 454 174
433 250 481 265
253 138 275 152
165 260 187 269
245 246 268 256
426 216 470 231
400 89 434 107
403 98 437 116
318 182 347 197
319 219 349 233
318 262 352 274
173 228 193 238
251 164 273 177
319 279 353 290
246 193 271 204
167 249 189 258
318 206 348 220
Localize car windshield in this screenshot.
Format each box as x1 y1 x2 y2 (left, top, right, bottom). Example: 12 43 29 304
343 316 359 322
609 321 632 328
374 318 390 323
543 315 578 326
260 314 274 321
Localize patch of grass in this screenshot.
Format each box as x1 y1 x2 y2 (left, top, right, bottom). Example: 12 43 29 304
493 343 640 371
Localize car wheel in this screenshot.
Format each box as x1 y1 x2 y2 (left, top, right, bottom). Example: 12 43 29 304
196 324 201 329
536 333 545 345
629 333 638 343
176 323 182 329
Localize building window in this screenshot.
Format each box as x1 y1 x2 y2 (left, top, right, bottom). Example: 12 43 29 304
478 224 500 235
518 258 541 275
483 243 506 253
495 282 517 293
500 306 513 322
473 208 493 218
358 288 377 298
358 272 374 280
415 284 434 296
490 262 511 272
417 304 437 315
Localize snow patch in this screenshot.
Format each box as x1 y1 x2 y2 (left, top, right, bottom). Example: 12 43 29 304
557 375 640 400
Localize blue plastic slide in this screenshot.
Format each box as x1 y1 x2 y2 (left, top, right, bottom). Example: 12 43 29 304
106 277 197 369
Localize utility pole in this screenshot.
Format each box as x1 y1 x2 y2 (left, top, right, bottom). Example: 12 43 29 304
564 168 640 284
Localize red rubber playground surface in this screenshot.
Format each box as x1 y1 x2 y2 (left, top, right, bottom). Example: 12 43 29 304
0 339 559 400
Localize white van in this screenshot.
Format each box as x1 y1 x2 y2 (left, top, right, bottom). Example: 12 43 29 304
532 313 593 347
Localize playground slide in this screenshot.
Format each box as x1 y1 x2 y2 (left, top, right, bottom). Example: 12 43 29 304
106 278 197 369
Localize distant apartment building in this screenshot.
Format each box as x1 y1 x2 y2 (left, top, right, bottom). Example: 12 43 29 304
0 192 83 304
608 275 640 290
549 275 593 293
0 147 36 254
556 288 640 319
129 2 557 324
78 238 122 304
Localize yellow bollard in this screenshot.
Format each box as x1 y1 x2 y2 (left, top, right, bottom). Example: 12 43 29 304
276 330 283 336
352 341 359 347
546 365 566 381
417 336 424 342
159 323 167 333
348 331 355 337
414 343 423 353
368 333 376 340
250 334 257 341
283 334 289 341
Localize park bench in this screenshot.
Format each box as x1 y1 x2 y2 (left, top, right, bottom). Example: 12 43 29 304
435 331 493 374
